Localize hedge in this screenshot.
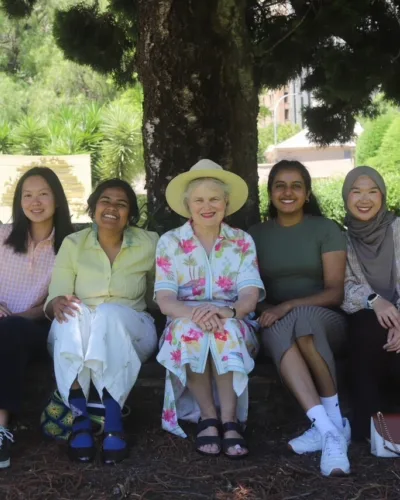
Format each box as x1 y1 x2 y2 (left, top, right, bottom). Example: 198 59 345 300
356 113 395 166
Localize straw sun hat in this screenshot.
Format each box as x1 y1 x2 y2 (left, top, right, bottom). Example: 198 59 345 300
165 159 249 218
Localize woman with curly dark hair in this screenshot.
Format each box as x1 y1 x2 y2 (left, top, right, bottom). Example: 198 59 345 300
45 179 158 465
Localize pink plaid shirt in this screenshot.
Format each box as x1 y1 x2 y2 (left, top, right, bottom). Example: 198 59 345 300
0 224 56 314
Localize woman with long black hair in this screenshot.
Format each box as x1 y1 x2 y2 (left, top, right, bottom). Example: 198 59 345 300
0 167 73 469
249 160 350 477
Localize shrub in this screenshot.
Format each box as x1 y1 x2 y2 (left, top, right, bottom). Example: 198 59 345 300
0 122 13 153
259 182 269 220
12 115 48 155
313 177 345 224
356 112 395 166
94 102 143 184
368 116 400 174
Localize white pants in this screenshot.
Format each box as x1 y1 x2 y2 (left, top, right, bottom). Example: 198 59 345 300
48 303 157 408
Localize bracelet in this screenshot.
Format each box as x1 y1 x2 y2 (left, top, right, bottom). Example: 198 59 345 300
227 305 236 318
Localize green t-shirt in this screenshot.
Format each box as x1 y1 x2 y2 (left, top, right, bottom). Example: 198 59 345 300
248 216 346 305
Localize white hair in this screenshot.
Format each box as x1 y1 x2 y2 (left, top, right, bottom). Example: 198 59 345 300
183 177 230 213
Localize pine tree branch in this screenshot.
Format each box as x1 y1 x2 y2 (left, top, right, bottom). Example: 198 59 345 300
260 3 312 55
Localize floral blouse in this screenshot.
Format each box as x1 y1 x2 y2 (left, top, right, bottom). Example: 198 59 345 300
154 220 265 305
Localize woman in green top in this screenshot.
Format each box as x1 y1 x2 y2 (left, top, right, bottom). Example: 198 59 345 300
249 160 349 477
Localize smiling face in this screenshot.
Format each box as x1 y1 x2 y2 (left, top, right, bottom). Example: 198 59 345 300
186 180 227 228
21 175 56 225
94 187 130 232
270 168 309 217
346 175 383 221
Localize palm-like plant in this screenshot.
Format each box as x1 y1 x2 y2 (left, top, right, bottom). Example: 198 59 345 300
12 115 48 154
96 102 143 183
0 122 13 153
45 104 103 162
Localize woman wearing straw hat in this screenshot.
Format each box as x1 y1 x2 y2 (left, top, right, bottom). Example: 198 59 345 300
155 159 265 459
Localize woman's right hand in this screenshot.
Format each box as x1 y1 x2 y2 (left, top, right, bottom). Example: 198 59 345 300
372 297 400 329
51 295 81 323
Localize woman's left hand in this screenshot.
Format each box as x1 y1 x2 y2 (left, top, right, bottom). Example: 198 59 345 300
384 327 400 353
258 303 292 328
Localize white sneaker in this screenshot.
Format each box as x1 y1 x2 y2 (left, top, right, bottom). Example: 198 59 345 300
320 431 350 477
288 418 351 455
288 425 321 454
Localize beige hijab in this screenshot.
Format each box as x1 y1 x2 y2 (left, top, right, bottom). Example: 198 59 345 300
342 167 397 302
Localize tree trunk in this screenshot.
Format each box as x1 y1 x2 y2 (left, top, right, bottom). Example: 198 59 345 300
137 0 260 233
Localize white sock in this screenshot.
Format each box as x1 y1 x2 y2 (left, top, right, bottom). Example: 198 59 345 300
306 405 337 436
320 394 343 430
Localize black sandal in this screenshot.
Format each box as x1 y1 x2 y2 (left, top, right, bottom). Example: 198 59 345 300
222 421 249 460
195 418 222 457
101 431 129 465
67 430 96 463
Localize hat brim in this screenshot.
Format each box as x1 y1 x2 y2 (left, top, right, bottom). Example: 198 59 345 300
166 169 249 218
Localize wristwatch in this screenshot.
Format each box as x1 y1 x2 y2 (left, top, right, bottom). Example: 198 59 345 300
227 305 236 318
367 293 380 309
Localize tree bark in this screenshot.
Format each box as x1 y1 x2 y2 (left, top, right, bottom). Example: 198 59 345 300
137 0 260 233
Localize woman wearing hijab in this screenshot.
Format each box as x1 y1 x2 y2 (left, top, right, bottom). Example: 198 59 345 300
341 166 400 441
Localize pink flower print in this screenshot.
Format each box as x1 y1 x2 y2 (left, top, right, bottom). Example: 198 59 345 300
198 278 205 286
182 328 204 343
214 330 229 342
222 355 229 361
216 276 234 292
236 239 250 254
179 239 197 254
165 326 173 345
162 409 177 424
170 349 181 364
215 241 222 252
157 256 172 274
192 288 202 296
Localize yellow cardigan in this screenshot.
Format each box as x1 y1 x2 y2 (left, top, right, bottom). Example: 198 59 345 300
45 226 159 312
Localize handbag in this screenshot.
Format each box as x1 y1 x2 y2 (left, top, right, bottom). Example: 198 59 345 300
370 412 400 458
40 389 130 441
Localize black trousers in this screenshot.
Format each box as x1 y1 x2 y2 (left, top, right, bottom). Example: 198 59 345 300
348 309 400 441
0 316 49 414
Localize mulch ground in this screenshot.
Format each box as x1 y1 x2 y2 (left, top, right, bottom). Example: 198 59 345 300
1 374 400 500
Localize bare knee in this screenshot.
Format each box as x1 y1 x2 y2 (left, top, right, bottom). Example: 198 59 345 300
187 358 211 379
296 334 315 354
